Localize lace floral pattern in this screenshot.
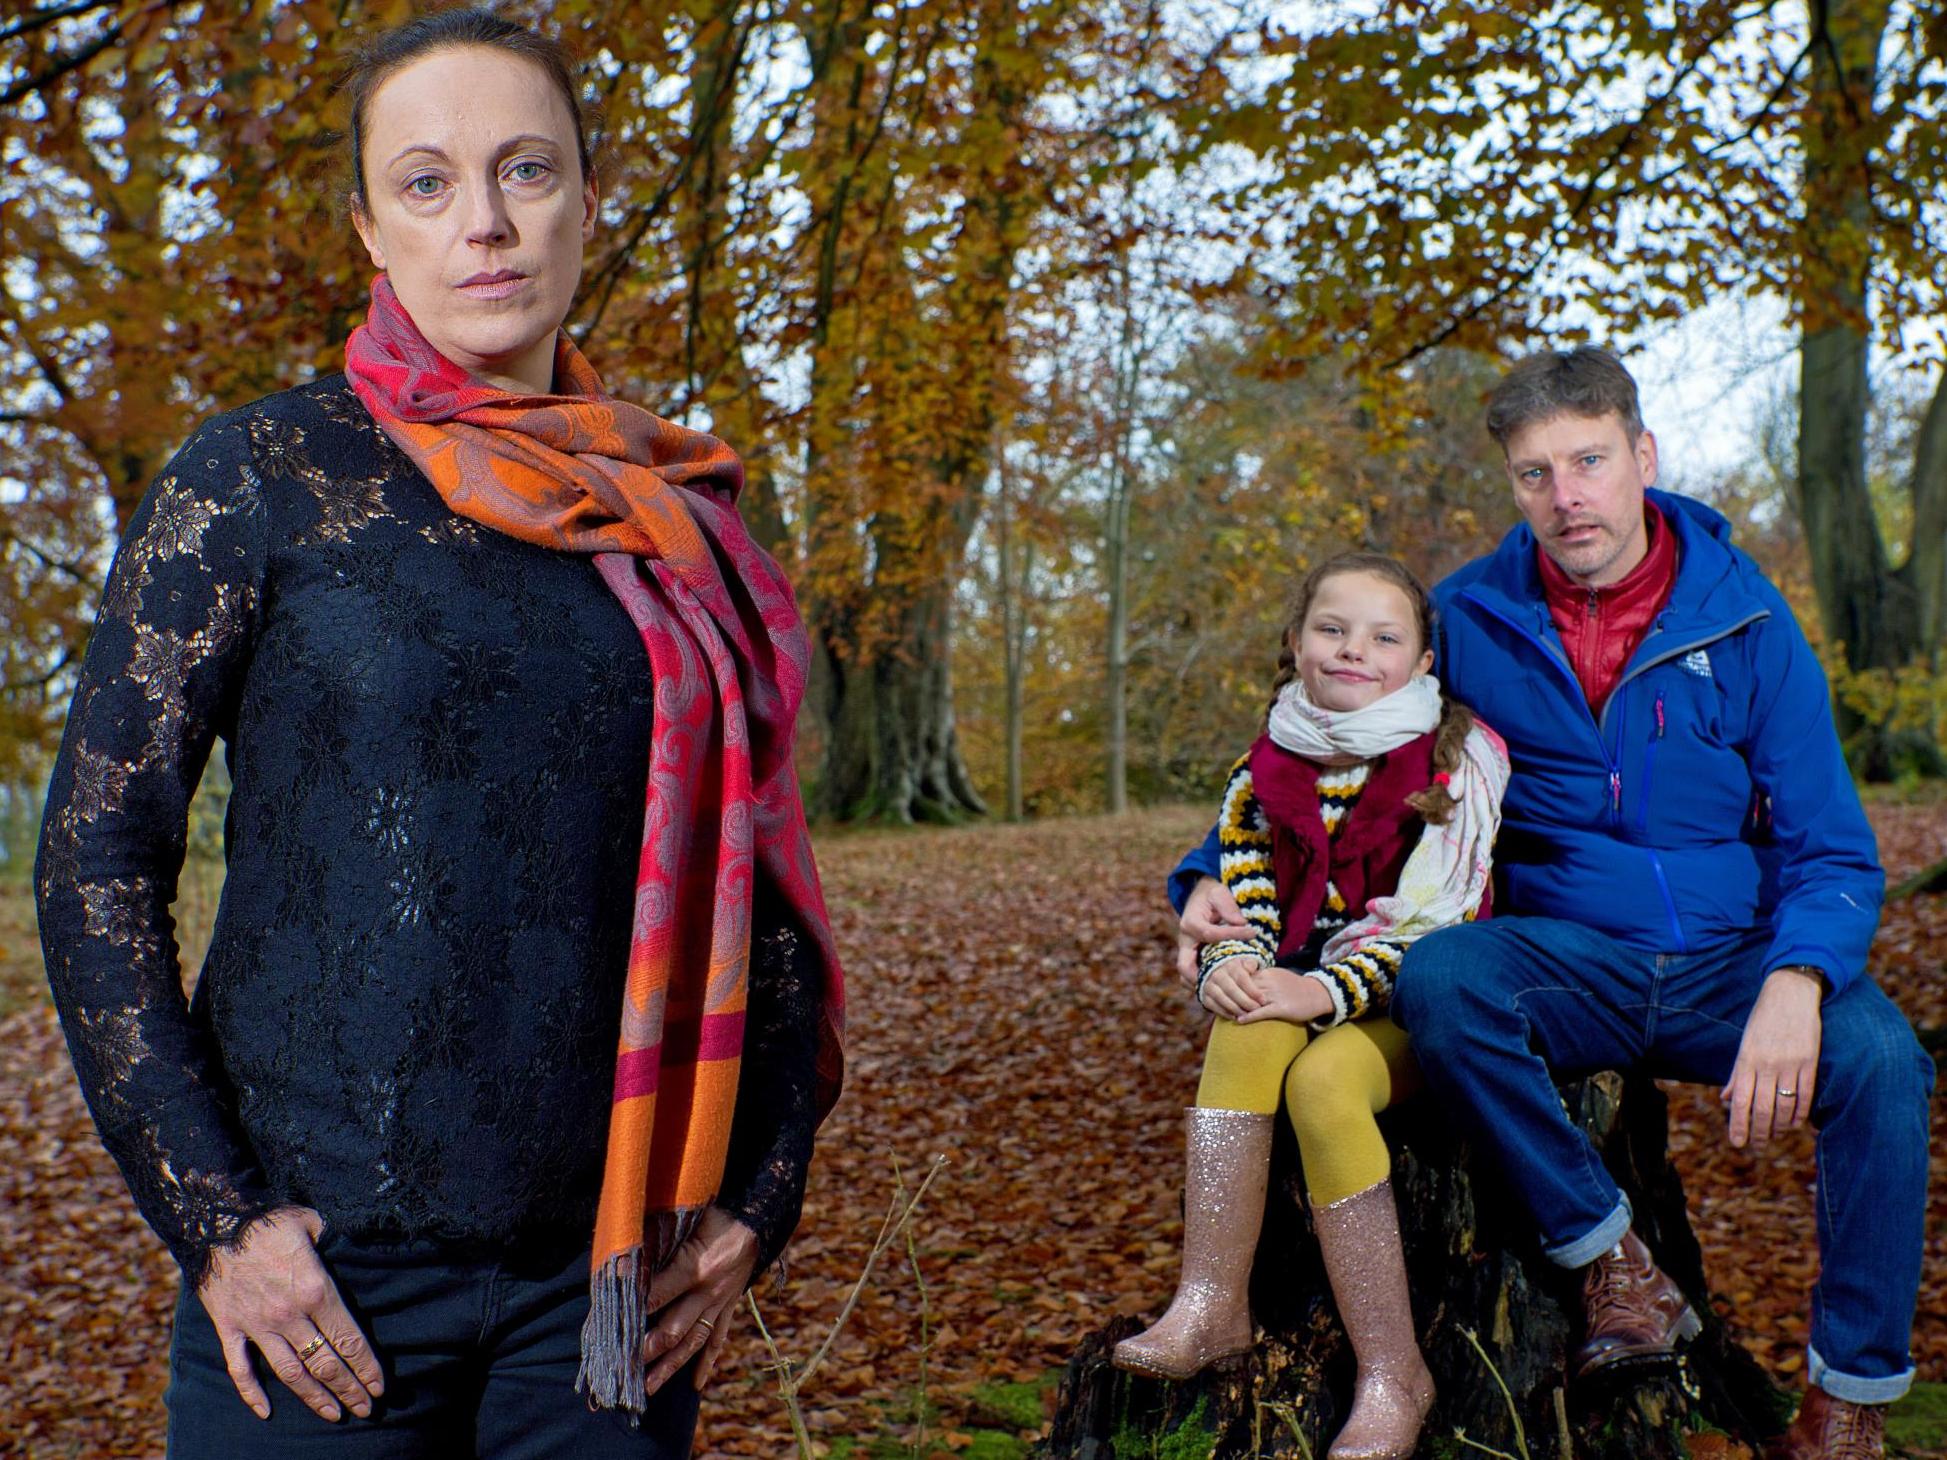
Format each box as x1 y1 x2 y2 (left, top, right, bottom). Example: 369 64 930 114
38 377 819 1286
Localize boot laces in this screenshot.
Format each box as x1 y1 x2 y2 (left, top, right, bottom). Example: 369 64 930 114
1829 1399 1883 1456
1584 1246 1641 1325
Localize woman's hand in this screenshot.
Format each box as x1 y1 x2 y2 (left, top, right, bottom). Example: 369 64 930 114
1199 955 1268 1020
1236 968 1335 1027
639 1206 761 1395
195 1206 384 1422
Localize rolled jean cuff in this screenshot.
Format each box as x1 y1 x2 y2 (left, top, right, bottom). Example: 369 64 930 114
1807 1344 1913 1405
1543 1196 1633 1269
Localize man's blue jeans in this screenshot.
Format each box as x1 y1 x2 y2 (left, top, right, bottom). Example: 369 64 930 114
1394 917 1933 1404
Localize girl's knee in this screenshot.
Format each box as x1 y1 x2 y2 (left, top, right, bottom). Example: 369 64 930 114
1283 1030 1390 1128
1284 1079 1369 1149
1200 1017 1308 1114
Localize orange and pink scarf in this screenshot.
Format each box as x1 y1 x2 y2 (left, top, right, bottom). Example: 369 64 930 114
346 277 844 1412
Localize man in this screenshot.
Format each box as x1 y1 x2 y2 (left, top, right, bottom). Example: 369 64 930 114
1170 349 1932 1459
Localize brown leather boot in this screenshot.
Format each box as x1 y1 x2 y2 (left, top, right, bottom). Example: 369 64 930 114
1571 1229 1702 1377
1112 1107 1273 1381
1763 1387 1886 1460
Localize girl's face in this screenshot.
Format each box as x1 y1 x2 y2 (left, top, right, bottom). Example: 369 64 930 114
1295 571 1434 713
351 45 596 395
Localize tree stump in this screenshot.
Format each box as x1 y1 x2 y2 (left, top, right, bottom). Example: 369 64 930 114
1043 1075 1788 1459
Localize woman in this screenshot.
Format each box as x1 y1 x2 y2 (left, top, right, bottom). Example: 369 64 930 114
35 11 843 1455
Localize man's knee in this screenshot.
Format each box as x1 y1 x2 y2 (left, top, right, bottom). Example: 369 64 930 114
1394 923 1503 1039
1820 993 1935 1114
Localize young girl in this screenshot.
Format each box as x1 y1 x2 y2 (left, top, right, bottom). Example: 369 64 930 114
1115 553 1508 1460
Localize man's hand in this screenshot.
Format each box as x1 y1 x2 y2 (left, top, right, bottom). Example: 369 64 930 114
1235 968 1336 1027
1721 967 1824 1149
1175 877 1253 988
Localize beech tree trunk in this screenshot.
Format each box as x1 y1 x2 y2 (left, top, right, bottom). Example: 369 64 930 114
1797 1 1904 670
1795 0 1946 777
816 581 988 824
997 452 1032 822
1043 1075 1787 1459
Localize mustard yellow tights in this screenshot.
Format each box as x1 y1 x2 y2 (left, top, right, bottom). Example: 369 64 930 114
1195 1013 1420 1204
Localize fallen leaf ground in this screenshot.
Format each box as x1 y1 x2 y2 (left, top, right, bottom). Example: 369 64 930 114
2 802 1942 1459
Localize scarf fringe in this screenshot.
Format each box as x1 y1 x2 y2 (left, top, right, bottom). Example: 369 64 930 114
575 1207 705 1414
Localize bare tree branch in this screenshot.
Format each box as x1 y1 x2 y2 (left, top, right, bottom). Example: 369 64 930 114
0 18 122 108
3 647 76 696
0 0 117 45
570 0 749 341
0 301 76 406
0 527 97 589
1383 2 1801 371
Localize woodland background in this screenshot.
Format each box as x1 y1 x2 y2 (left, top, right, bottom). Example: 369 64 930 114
2 2 1946 1458
2 0 1945 831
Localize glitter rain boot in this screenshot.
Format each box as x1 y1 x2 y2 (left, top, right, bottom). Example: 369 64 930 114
1314 1177 1435 1459
1112 1107 1273 1381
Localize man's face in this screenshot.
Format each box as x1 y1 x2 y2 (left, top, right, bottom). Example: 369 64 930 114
1503 411 1658 587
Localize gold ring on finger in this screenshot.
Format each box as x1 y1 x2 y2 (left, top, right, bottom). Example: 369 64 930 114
695 1317 716 1333
298 1334 328 1362
1778 1087 1797 1098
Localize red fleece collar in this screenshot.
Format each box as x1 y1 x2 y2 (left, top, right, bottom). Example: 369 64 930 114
1536 503 1678 709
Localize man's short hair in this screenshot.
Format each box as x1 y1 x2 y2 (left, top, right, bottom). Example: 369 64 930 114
1485 347 1645 448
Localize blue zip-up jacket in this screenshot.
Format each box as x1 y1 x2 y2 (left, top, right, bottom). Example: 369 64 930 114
1171 490 1883 991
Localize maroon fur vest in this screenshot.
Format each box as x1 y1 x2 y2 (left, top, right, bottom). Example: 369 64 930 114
1247 730 1439 962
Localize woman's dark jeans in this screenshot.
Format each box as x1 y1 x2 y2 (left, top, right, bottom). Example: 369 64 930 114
166 1231 701 1458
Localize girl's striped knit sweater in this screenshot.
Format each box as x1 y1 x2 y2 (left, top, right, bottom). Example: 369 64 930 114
1197 753 1411 1028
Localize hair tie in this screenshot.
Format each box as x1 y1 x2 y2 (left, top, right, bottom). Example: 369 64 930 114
1433 772 1451 787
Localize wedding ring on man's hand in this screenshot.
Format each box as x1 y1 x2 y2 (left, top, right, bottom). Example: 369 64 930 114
695 1317 716 1333
298 1334 328 1361
1777 1087 1797 1098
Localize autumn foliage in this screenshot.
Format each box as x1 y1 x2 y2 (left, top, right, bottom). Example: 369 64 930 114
10 3 1942 831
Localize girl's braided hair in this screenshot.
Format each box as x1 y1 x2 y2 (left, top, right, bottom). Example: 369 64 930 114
1263 552 1474 825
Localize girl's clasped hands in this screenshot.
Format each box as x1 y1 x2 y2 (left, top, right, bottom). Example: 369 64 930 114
1197 957 1336 1025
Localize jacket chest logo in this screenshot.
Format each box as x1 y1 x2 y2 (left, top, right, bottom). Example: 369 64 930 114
1680 649 1713 679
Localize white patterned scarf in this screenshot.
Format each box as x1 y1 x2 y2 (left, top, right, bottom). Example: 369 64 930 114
1266 675 1443 760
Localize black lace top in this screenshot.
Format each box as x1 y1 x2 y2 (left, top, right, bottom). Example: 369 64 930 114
35 376 820 1289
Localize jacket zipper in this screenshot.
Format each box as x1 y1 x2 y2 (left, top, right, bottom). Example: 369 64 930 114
1649 851 1688 953
1461 589 1623 809
1584 588 1599 694
1598 611 1772 731
1634 693 1664 836
1464 591 1771 956
1604 615 1769 956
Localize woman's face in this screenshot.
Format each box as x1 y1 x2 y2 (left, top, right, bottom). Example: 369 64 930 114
351 45 596 394
1295 571 1433 713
